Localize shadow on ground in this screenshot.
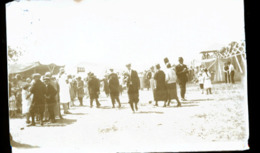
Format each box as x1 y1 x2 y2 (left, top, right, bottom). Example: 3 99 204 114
11 140 40 149
69 113 88 115
27 118 77 127
136 111 164 114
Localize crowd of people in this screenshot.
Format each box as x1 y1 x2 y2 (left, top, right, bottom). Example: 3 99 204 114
8 56 237 126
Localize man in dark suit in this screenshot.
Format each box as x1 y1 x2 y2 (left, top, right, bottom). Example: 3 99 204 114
28 73 46 126
175 57 188 101
125 63 140 113
43 76 57 123
88 73 101 108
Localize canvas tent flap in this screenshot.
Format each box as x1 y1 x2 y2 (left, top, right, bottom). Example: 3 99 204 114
8 62 64 75
8 62 41 74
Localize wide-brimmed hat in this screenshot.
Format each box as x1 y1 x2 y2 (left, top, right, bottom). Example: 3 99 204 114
45 72 52 77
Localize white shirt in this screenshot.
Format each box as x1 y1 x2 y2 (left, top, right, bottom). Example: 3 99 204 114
229 64 235 73
165 68 177 84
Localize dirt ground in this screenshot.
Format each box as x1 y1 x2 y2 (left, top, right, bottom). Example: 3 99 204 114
9 83 249 153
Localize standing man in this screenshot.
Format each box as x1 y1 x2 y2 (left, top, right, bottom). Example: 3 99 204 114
228 61 235 84
88 73 101 108
223 62 230 84
43 76 57 123
175 57 189 101
125 63 140 113
108 69 121 108
165 63 181 107
76 76 84 106
28 73 46 126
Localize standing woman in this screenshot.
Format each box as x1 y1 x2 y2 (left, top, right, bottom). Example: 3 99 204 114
58 68 71 114
153 64 168 107
165 63 181 107
22 83 32 124
76 76 84 106
108 69 121 108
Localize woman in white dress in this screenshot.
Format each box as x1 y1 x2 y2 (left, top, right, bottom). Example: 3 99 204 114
202 68 212 95
22 83 32 124
58 68 71 114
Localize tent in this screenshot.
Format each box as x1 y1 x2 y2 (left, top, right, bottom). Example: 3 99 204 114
199 41 246 82
8 61 64 79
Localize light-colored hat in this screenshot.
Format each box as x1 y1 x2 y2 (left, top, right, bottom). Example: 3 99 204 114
32 73 41 79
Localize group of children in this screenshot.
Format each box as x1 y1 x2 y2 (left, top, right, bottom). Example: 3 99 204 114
197 68 213 95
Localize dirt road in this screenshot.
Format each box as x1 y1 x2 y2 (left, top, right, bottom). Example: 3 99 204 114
9 83 249 153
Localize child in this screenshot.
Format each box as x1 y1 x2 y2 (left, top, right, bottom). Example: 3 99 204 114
22 84 32 124
198 72 204 94
203 68 212 94
9 92 17 118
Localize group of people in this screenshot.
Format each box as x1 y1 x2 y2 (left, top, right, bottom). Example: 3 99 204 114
223 61 235 84
9 56 237 121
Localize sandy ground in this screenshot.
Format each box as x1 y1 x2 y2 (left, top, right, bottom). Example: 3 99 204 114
9 83 249 153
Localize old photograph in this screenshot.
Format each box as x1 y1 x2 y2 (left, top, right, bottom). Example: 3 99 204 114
6 0 248 152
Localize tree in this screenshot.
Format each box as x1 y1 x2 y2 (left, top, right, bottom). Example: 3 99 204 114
7 46 23 63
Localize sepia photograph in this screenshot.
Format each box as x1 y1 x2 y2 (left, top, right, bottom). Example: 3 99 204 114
6 0 249 152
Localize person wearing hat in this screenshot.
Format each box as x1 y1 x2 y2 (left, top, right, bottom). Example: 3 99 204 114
58 68 71 114
227 61 235 84
165 63 181 107
125 63 140 112
28 73 46 126
175 57 189 101
88 73 101 108
21 83 32 124
14 74 23 114
43 76 57 123
153 64 168 107
76 76 84 106
108 68 121 108
223 62 230 84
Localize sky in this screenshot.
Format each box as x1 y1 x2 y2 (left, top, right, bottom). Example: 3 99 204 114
6 0 245 72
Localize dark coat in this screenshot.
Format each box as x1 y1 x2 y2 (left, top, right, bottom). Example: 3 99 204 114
45 84 57 104
77 80 84 98
154 70 167 101
175 64 188 83
88 77 100 99
108 73 120 96
30 80 46 113
125 70 140 103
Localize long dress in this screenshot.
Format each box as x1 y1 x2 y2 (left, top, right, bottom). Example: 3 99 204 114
59 74 71 104
153 70 168 101
22 89 32 114
203 72 212 89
